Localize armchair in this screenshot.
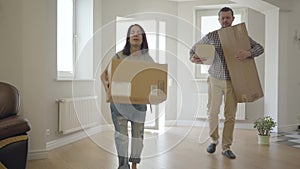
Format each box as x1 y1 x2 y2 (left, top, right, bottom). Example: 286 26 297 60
0 82 31 169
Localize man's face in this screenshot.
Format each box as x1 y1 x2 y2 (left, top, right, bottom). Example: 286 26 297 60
218 11 235 28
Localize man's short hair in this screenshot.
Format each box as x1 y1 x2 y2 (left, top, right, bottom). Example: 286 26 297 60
218 7 234 17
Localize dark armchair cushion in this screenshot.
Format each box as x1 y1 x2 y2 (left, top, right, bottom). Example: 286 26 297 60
0 82 20 119
0 115 30 140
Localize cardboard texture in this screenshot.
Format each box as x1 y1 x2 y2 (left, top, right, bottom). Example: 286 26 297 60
195 44 215 65
218 23 263 102
107 59 168 104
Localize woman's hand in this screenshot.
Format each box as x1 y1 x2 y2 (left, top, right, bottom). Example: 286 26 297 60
104 80 111 96
101 68 111 98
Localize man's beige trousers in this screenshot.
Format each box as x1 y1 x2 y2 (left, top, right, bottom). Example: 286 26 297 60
207 76 237 150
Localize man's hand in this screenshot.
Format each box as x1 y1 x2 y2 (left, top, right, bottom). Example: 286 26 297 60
235 49 251 61
190 54 205 64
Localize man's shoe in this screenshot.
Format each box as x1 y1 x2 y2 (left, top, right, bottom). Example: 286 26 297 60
207 143 217 153
222 150 236 159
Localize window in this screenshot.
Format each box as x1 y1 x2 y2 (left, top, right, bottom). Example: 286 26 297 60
194 8 247 79
57 0 93 80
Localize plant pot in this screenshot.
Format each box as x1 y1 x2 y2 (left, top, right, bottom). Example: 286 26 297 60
257 135 270 145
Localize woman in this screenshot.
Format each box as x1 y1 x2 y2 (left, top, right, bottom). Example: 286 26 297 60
101 24 153 169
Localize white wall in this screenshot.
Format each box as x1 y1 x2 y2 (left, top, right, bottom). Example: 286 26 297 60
1 0 299 160
278 11 290 130
0 0 22 93
22 0 47 158
0 0 96 159
287 1 300 129
261 0 300 131
278 0 300 131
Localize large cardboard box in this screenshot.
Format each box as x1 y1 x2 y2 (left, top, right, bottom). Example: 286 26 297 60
218 23 263 102
107 59 168 104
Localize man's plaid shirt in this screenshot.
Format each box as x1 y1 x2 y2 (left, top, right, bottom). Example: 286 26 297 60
190 29 264 80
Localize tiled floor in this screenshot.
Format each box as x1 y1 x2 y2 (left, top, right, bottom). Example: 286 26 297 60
273 130 300 148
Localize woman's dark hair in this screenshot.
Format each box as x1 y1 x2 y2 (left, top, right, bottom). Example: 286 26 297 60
218 7 234 17
123 24 149 56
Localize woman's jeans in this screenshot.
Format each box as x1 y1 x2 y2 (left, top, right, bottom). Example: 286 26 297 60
110 103 146 169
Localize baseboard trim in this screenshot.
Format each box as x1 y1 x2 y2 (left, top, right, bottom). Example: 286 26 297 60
278 124 299 132
165 120 253 129
46 124 112 151
28 149 48 160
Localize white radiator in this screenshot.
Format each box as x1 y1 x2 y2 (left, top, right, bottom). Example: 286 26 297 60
196 93 245 120
57 96 99 134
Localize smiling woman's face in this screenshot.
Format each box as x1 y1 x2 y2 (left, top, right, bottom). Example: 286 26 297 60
129 25 143 47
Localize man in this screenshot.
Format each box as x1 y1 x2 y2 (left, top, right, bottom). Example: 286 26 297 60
189 7 264 159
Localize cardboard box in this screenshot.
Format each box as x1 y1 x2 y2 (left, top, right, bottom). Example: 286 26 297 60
107 59 168 104
195 44 215 65
218 23 263 102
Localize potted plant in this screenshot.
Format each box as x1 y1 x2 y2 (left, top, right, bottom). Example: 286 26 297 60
253 116 276 145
